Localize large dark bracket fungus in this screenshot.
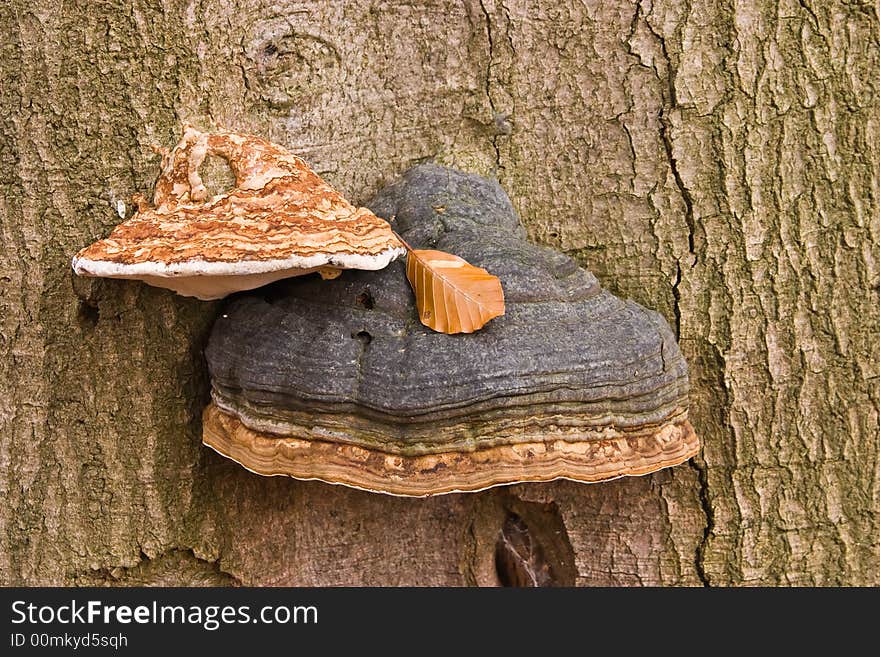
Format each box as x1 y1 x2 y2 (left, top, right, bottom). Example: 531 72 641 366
203 165 700 496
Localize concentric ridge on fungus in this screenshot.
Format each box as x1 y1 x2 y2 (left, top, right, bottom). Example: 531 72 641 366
72 125 405 299
203 164 700 496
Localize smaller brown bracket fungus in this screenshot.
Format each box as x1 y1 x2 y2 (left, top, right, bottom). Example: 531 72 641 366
71 126 405 299
202 165 700 496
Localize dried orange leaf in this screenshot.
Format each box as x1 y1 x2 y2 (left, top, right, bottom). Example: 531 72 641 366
405 248 505 334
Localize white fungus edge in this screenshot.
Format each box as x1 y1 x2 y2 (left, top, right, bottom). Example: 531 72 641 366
71 245 407 278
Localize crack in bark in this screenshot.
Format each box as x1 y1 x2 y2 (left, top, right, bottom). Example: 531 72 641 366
689 459 714 586
656 98 696 265
630 3 697 266
633 2 711 583
672 261 683 339
660 123 696 262
478 0 502 171
796 0 821 31
627 3 697 338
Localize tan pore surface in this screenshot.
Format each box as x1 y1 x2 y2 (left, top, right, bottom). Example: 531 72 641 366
202 403 700 497
72 125 404 298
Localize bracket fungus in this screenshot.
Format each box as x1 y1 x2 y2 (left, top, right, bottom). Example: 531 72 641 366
202 165 700 496
72 126 405 299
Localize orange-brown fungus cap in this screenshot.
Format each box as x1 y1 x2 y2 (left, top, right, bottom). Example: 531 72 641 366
72 125 405 299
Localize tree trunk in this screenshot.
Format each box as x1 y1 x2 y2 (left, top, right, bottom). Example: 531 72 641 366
1 0 877 586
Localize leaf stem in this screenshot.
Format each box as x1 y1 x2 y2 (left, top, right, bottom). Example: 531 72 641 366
391 229 414 253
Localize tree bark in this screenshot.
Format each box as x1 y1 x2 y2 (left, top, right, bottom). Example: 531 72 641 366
1 0 877 586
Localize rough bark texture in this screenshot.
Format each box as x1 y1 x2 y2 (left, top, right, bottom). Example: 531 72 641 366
1 0 877 586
